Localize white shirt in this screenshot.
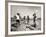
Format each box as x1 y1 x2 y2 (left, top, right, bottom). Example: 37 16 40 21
16 15 19 19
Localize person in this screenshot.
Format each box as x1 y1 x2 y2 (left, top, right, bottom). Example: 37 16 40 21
23 16 26 20
33 13 36 28
14 16 17 19
16 13 21 24
33 13 36 22
27 16 30 24
23 16 26 23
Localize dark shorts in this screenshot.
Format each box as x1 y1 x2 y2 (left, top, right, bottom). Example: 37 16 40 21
16 20 20 23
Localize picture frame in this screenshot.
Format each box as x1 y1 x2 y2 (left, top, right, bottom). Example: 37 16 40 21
6 1 45 35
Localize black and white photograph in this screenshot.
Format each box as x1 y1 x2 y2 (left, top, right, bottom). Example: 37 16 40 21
11 5 41 31
8 2 45 35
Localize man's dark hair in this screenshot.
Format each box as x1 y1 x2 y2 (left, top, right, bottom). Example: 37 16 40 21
17 13 20 15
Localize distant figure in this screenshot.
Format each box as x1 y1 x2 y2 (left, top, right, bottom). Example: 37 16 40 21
27 16 30 24
23 16 26 23
23 16 26 20
14 16 17 19
33 13 36 27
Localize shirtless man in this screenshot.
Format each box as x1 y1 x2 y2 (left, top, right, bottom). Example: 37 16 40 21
33 13 36 28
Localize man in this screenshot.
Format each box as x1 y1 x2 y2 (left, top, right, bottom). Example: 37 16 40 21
33 13 36 28
33 13 36 22
16 13 21 23
27 16 30 24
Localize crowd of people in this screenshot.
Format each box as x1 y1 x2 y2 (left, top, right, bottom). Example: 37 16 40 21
15 13 36 27
12 13 36 25
11 13 37 31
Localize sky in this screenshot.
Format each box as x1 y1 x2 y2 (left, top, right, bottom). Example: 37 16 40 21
11 5 41 19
